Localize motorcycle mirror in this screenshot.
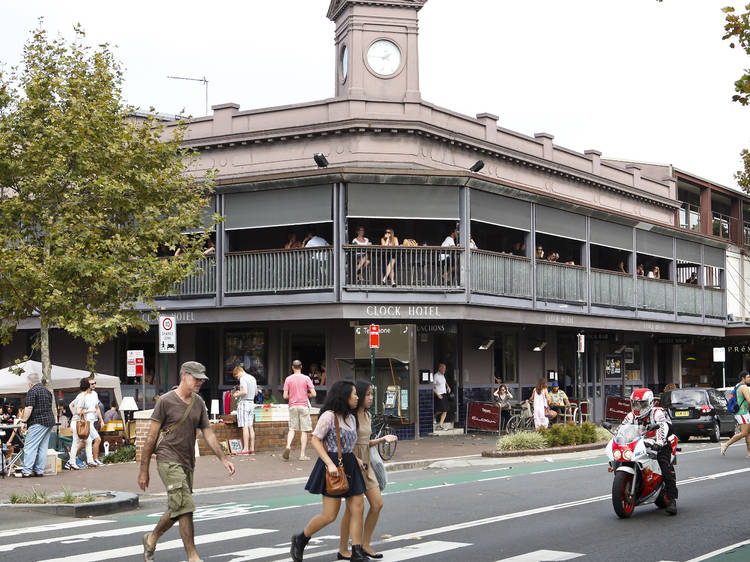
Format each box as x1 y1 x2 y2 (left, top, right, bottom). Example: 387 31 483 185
602 422 612 430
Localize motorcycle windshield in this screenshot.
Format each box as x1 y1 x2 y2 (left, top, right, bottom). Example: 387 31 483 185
613 424 642 445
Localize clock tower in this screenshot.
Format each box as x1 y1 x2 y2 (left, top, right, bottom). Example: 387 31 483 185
327 0 427 102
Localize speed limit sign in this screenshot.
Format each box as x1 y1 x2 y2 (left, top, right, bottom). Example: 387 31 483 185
159 315 177 354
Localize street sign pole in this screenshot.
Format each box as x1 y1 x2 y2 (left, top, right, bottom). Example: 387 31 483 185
159 315 177 396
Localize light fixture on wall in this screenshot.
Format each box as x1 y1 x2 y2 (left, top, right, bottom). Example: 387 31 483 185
614 344 627 354
313 153 329 168
532 341 547 352
469 160 485 173
478 339 495 350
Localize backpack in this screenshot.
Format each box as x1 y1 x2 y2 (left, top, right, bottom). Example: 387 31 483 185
726 383 743 414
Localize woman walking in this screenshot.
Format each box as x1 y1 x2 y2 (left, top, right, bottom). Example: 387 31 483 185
291 381 368 562
67 378 101 469
530 379 556 429
338 381 397 559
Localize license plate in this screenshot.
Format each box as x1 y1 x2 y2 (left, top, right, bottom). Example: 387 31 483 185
674 410 689 417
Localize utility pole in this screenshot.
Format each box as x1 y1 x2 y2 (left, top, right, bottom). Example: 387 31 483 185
166 75 209 115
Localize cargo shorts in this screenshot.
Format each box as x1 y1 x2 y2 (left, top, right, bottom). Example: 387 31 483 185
157 462 195 519
288 405 312 431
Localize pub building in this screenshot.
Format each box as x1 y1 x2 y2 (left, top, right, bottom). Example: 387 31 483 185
2 0 739 438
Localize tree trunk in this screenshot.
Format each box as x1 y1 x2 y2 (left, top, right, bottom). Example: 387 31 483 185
39 313 58 423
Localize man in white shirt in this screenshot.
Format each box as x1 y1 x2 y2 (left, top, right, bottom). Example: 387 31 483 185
304 230 330 248
233 366 258 454
433 363 451 430
440 228 458 283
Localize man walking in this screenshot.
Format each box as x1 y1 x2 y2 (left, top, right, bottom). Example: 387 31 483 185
139 361 235 562
433 362 451 430
232 365 257 454
18 371 56 477
282 360 316 461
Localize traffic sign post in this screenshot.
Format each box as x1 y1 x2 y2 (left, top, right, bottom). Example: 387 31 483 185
159 315 177 394
369 324 379 416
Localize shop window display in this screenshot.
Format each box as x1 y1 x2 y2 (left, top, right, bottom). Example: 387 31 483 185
224 329 267 386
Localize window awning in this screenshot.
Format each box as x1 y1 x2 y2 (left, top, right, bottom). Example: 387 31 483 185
535 205 586 241
347 183 459 220
470 190 530 231
590 218 633 251
225 185 332 230
636 230 673 259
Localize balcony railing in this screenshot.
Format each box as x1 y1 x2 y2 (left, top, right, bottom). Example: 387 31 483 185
676 283 702 316
225 248 333 294
471 250 531 298
705 287 724 318
637 277 674 313
536 261 586 303
160 257 216 297
712 212 733 240
591 269 633 308
344 245 463 290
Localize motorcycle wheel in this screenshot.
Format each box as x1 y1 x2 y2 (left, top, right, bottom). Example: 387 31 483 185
612 471 636 518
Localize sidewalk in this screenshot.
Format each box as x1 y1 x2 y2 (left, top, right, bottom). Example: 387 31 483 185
1 433 498 501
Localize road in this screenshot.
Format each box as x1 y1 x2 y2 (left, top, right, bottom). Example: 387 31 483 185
1 438 750 561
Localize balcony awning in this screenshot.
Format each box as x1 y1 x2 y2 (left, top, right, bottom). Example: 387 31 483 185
470 190 530 231
704 245 725 268
346 183 459 220
636 230 673 259
676 239 701 264
535 205 586 241
590 218 633 251
183 196 216 234
225 185 332 230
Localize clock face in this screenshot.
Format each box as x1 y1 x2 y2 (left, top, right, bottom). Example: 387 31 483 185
367 39 402 76
341 46 349 81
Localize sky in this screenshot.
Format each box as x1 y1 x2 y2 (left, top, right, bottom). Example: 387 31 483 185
1 0 749 190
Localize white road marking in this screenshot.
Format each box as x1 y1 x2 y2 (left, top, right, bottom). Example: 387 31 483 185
495 549 584 561
378 540 470 561
480 466 514 473
0 523 154 553
0 519 114 538
684 537 750 561
37 528 275 562
220 546 298 561
530 463 606 474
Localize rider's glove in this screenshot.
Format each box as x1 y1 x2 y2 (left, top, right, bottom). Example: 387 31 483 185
643 438 657 449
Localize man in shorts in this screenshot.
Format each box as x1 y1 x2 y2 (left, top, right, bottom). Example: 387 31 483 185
282 360 316 461
138 361 235 562
232 365 257 454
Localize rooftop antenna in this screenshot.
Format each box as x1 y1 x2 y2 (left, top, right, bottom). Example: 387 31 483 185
166 75 209 115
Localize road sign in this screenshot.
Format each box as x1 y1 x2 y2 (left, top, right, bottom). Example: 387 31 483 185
369 324 380 349
127 350 145 377
577 333 585 353
159 315 177 354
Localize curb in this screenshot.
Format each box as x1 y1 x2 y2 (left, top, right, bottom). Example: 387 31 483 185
0 490 138 518
481 441 607 458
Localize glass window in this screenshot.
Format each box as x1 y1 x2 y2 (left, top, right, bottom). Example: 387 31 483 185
494 334 517 383
224 329 267 385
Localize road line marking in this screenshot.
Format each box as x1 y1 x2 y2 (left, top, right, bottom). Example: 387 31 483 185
530 463 607 474
684 537 750 561
496 549 585 561
477 475 513 482
0 519 114 539
265 540 471 562
37 528 275 562
0 523 154 553
481 467 514 473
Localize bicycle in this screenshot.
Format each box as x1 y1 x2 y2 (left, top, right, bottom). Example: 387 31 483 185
371 412 398 461
505 401 535 434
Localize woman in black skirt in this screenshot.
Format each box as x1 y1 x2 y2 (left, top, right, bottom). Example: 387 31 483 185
291 381 368 562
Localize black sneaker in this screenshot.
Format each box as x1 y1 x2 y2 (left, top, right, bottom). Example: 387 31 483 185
290 532 309 562
665 499 677 516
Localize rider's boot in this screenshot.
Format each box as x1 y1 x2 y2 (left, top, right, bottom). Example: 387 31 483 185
665 498 677 516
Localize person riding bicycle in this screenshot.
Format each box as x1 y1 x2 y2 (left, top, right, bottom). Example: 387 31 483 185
621 388 677 516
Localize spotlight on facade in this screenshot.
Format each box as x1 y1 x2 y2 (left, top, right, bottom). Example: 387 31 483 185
532 341 547 352
478 339 494 350
469 160 485 173
313 153 329 168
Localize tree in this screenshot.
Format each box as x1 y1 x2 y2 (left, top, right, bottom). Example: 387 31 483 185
0 24 217 388
723 4 750 192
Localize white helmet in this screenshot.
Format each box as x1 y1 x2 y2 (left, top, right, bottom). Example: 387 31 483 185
630 388 654 419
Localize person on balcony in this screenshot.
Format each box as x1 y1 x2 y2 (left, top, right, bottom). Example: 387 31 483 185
687 271 698 284
380 228 399 287
536 245 544 259
202 240 216 255
285 232 303 249
441 228 458 283
546 252 559 262
648 265 661 279
304 230 330 247
637 263 645 276
352 226 371 281
617 260 627 274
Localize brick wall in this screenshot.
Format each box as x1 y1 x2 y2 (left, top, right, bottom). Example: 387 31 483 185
135 414 318 462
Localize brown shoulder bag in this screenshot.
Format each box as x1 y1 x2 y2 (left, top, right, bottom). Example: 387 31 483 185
76 420 90 439
325 415 350 495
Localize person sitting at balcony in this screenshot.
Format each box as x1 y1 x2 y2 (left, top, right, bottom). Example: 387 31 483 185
285 232 303 249
546 252 559 262
470 237 477 249
303 230 330 248
352 226 372 281
536 245 544 259
637 263 645 276
203 240 216 256
648 265 660 279
617 260 627 274
380 228 399 287
512 241 526 256
687 272 698 284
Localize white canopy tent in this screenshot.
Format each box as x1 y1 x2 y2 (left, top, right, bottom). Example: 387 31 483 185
0 360 123 407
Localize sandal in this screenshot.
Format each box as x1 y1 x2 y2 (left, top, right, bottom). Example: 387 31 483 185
142 533 156 562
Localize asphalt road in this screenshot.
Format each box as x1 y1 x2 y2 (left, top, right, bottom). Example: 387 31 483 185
2 438 750 562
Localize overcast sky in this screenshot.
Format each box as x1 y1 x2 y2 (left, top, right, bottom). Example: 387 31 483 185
2 0 749 190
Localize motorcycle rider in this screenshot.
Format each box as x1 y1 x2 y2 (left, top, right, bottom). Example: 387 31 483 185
621 388 677 515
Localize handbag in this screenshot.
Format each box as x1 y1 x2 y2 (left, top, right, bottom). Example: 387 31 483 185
155 393 196 450
76 420 90 439
325 415 350 496
369 445 388 491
